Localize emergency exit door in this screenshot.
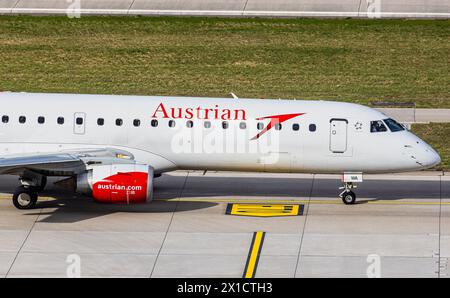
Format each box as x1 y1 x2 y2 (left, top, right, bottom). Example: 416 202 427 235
329 119 348 153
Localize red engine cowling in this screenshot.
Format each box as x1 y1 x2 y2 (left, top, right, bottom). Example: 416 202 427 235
76 164 154 204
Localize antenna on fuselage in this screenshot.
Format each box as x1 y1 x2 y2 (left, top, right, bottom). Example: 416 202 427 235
230 92 238 99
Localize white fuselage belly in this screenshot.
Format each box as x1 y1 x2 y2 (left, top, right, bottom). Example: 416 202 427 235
0 92 441 175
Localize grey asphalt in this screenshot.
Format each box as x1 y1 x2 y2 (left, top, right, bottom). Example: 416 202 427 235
0 0 448 18
0 170 448 278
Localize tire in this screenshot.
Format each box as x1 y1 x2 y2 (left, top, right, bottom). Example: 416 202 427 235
342 191 356 205
12 186 38 210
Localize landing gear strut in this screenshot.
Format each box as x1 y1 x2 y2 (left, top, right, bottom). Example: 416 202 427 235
12 186 38 210
35 176 47 192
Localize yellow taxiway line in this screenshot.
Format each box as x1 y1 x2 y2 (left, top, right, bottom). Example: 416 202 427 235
0 195 55 201
0 196 448 206
243 231 265 278
155 198 450 206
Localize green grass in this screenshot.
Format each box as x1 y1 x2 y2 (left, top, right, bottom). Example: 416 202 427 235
0 16 448 170
412 123 450 171
0 16 449 107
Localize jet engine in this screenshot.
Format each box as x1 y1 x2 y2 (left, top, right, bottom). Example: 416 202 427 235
63 164 154 204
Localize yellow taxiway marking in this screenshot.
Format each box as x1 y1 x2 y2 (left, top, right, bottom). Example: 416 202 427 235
243 231 265 278
0 195 55 201
0 196 448 206
155 198 450 206
226 203 304 217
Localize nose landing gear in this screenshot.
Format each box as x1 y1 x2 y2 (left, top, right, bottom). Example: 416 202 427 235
340 182 357 205
339 173 363 205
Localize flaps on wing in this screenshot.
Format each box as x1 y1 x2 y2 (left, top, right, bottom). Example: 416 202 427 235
0 148 136 175
61 148 134 160
0 153 80 167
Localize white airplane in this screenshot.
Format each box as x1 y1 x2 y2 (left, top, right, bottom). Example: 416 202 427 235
0 92 441 209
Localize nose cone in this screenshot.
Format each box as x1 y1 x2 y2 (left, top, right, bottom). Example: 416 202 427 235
424 148 441 168
417 140 441 168
402 132 441 171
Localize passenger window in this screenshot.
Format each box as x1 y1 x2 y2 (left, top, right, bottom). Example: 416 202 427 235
37 116 45 124
222 121 229 129
309 124 316 132
257 122 264 130
239 122 246 129
19 116 26 124
97 118 104 126
292 123 299 131
76 117 83 125
168 120 176 128
151 119 158 127
2 115 9 123
116 119 123 126
204 121 211 128
133 119 140 127
274 123 282 131
186 120 193 128
370 120 388 133
57 117 64 125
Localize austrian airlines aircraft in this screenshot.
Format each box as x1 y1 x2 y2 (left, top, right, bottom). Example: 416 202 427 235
0 92 441 209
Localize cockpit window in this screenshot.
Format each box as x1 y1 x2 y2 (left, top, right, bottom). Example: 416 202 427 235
370 120 388 133
383 118 405 132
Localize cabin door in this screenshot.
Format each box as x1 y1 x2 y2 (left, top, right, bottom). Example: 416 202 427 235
329 119 348 153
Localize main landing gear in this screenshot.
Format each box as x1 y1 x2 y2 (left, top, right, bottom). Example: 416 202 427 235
12 174 47 210
13 186 38 210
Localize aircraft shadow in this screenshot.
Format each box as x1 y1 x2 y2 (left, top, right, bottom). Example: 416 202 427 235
156 175 448 201
22 195 217 224
1 174 447 223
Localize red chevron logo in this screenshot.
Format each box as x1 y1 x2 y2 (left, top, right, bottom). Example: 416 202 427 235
251 113 305 140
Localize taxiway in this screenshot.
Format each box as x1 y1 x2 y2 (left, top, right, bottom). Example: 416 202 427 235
0 171 448 278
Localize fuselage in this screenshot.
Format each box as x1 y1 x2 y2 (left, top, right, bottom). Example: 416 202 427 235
0 92 441 175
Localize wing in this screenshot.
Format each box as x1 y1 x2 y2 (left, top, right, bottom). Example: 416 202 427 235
0 148 136 176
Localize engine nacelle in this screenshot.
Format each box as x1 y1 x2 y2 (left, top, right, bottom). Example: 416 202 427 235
76 164 154 204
